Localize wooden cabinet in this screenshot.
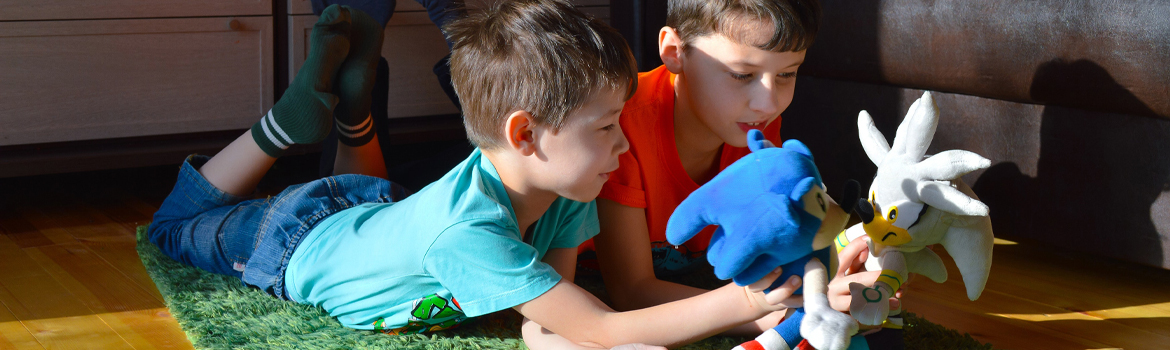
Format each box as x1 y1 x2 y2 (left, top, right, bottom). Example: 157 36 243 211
0 17 274 146
0 1 276 177
0 0 610 177
0 0 271 21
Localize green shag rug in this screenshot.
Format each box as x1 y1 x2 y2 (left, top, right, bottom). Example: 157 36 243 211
136 226 993 350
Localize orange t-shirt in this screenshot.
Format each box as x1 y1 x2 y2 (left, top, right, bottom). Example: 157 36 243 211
583 65 783 275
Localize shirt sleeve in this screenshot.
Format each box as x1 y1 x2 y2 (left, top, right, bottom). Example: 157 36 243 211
598 149 648 208
545 199 601 249
422 220 561 317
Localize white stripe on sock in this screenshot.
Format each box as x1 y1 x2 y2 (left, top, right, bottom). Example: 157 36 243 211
261 112 289 150
266 109 295 145
337 115 372 140
757 329 792 350
337 114 372 132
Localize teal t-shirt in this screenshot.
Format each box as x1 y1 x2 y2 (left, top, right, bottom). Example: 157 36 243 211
283 149 599 334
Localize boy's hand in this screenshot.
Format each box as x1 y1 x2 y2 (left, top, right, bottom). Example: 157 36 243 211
829 237 901 313
744 267 803 312
836 236 871 277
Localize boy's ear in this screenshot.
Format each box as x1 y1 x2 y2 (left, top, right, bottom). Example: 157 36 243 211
504 110 537 156
659 26 684 74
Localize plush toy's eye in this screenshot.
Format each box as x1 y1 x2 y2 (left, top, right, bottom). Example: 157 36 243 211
800 185 828 220
888 207 898 221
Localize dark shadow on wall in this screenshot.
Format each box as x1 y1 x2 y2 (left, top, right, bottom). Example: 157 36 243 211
974 59 1170 268
782 77 902 196
783 0 901 198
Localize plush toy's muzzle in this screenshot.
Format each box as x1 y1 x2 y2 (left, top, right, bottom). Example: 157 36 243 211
856 198 913 247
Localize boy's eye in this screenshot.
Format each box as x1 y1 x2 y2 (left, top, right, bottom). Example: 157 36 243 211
601 124 616 131
779 72 798 79
730 72 753 81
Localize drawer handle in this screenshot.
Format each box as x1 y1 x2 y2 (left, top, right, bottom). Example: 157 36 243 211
228 19 241 30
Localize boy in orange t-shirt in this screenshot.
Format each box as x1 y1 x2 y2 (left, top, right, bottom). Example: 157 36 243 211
582 0 895 340
589 66 783 274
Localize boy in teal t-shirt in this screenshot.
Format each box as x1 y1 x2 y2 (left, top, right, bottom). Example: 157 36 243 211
149 1 803 349
284 148 598 332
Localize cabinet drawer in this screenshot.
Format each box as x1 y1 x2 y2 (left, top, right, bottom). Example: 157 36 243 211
288 3 611 119
288 0 608 15
0 0 271 21
0 17 274 146
289 0 424 15
291 12 459 119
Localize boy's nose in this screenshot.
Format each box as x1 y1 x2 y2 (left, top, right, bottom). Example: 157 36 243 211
749 82 781 116
615 127 630 155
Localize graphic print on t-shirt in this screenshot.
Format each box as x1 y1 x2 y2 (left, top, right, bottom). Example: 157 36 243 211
649 240 706 276
374 293 468 335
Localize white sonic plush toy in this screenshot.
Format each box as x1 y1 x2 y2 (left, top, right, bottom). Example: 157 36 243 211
841 91 996 326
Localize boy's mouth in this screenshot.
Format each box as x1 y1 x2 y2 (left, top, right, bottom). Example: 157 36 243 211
737 121 766 133
600 165 619 179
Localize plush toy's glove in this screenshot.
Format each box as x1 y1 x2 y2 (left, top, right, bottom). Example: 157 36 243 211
848 282 894 326
666 130 823 286
803 303 858 350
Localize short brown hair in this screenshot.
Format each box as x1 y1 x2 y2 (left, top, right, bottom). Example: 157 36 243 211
446 0 638 149
667 0 822 52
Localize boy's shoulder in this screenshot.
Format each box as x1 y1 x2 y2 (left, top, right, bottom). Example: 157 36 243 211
631 65 674 105
414 149 594 236
411 148 514 223
620 65 676 129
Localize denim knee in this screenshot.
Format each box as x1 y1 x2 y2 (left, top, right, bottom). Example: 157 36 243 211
148 155 256 276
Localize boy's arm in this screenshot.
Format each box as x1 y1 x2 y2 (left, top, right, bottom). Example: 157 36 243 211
594 199 791 334
594 199 707 309
515 248 800 348
520 248 607 350
521 248 668 350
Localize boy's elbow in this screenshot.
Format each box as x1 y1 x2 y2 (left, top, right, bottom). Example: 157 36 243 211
576 314 627 348
606 277 657 311
520 317 611 350
608 290 639 311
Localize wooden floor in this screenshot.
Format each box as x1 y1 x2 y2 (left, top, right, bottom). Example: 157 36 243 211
0 158 1168 349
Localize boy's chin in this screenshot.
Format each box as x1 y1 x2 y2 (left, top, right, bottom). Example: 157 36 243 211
720 132 751 148
559 187 603 203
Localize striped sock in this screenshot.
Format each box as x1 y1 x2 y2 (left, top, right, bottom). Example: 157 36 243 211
332 6 382 147
735 329 794 350
252 5 351 157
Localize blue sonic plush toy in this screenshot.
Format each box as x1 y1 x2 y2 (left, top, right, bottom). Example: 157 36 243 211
666 130 863 350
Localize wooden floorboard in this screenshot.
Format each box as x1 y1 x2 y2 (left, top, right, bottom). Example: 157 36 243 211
1 158 1169 349
0 302 44 350
903 241 1170 350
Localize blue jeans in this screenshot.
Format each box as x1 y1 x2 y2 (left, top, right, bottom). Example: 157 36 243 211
148 155 409 299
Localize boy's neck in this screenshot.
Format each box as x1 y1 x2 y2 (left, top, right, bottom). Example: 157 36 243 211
672 73 725 182
482 150 559 238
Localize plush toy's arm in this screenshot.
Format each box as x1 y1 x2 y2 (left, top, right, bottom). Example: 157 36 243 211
800 257 858 350
848 250 905 326
903 248 947 283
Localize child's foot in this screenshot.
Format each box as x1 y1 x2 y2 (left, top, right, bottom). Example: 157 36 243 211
252 5 351 157
332 6 384 147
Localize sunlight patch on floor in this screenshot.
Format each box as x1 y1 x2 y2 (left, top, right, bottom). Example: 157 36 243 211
993 238 1018 245
990 301 1170 321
